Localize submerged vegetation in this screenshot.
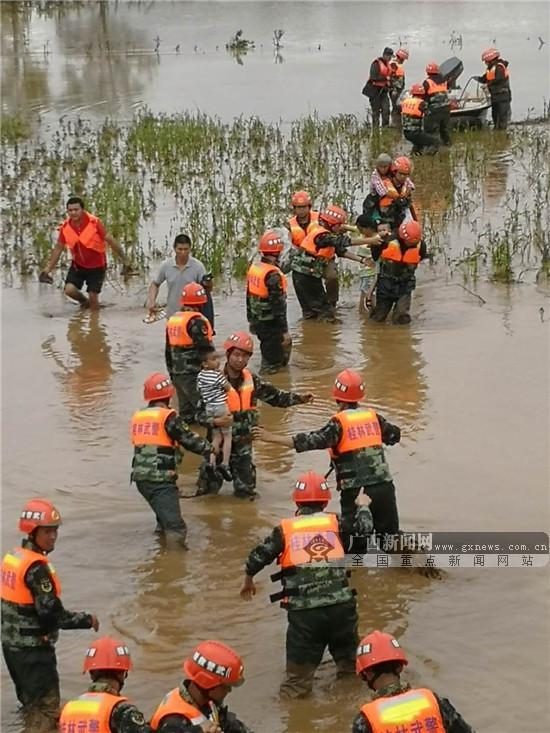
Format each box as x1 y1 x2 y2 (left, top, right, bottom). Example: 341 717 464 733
1 111 549 285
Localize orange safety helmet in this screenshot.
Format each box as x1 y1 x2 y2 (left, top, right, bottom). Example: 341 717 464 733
411 83 426 97
258 230 284 255
393 156 413 175
395 48 409 61
223 330 254 354
425 61 440 75
356 631 409 675
319 204 348 228
143 372 174 402
332 369 365 403
180 282 207 307
481 48 500 63
292 471 332 505
398 220 422 245
83 637 133 674
291 190 312 207
183 640 245 690
19 499 62 534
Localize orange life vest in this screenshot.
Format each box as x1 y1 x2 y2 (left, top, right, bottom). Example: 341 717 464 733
370 59 390 87
289 211 320 246
329 409 382 457
424 78 447 96
279 513 344 568
486 62 509 82
391 61 405 78
401 96 424 118
299 224 335 260
247 262 287 298
166 311 213 348
59 692 128 733
59 214 106 253
1 547 61 605
150 688 207 730
381 239 421 265
130 407 175 448
379 177 401 208
360 688 445 732
226 369 255 413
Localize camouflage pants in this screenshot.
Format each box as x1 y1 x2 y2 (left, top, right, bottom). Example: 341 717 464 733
2 645 60 731
369 292 413 324
291 271 335 320
197 442 257 499
171 372 200 424
135 480 187 547
323 259 339 307
254 323 291 373
280 601 358 699
340 481 400 544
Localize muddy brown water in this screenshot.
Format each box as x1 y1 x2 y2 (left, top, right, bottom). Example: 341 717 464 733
1 2 550 732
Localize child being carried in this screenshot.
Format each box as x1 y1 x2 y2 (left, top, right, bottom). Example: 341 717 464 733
197 347 233 481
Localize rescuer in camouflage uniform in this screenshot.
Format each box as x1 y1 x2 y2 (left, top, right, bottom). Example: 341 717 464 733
241 471 373 699
1 499 99 731
196 331 314 500
131 372 212 548
165 282 213 424
246 230 291 373
253 369 401 539
353 631 474 733
59 637 152 733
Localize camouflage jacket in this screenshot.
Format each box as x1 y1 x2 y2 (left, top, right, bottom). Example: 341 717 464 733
131 406 210 484
77 681 152 733
292 411 401 490
165 315 212 376
1 538 93 649
245 506 373 610
198 370 308 445
402 101 427 131
423 76 450 110
352 680 475 733
373 240 428 297
291 232 350 278
247 261 288 330
157 680 253 733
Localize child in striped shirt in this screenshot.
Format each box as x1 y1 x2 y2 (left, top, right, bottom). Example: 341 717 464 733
197 348 233 481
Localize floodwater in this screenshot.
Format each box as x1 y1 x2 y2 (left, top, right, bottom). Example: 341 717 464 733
1 2 550 733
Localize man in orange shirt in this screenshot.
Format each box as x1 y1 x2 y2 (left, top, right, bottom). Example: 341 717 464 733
40 196 128 310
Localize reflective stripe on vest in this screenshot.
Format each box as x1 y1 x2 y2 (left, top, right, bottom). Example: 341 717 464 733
59 214 105 253
381 239 421 265
330 409 382 456
401 96 424 118
166 311 213 348
486 62 509 82
360 688 445 732
247 262 287 298
59 692 128 733
226 369 255 413
130 407 175 448
279 513 344 568
370 58 390 87
150 688 206 730
299 224 335 260
1 547 61 605
425 78 447 95
289 212 320 246
379 177 401 208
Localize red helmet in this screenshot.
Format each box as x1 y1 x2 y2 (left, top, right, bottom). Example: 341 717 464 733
292 471 332 505
398 220 422 245
19 499 61 534
411 83 425 97
332 369 365 403
425 62 440 75
356 631 409 675
143 372 174 402
291 190 312 207
319 205 348 228
183 641 244 690
396 48 409 61
481 48 500 63
259 230 284 255
393 156 413 175
83 637 132 674
180 282 207 306
223 331 254 354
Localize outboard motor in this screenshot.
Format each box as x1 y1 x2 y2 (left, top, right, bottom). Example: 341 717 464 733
439 57 464 89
